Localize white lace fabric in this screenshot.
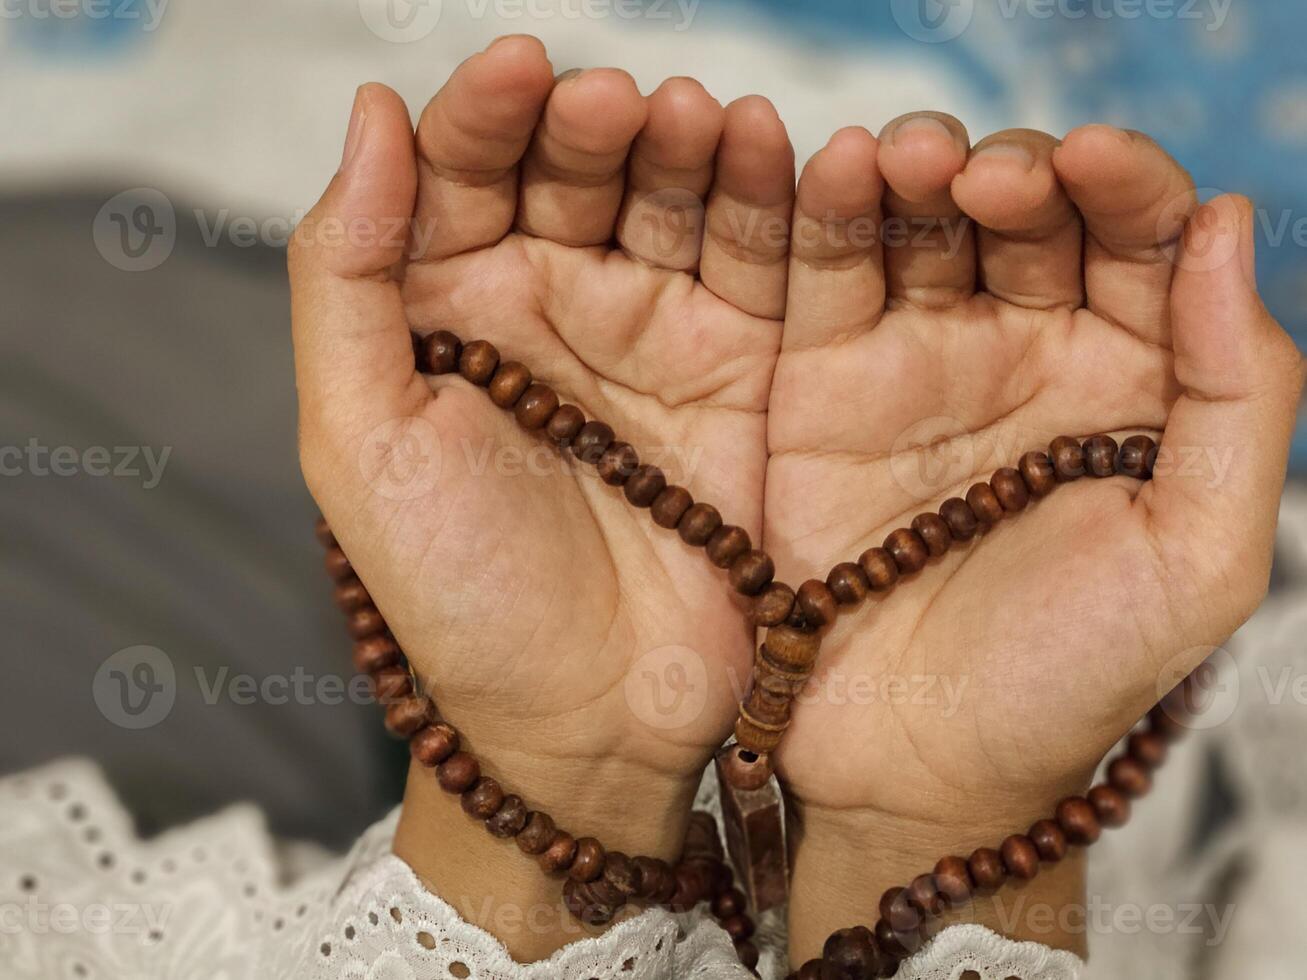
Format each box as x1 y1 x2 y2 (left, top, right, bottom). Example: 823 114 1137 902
0 759 1081 980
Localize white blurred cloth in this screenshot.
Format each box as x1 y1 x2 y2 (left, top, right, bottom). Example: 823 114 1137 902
0 758 1083 980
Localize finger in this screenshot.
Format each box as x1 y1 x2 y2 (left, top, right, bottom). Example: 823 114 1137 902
951 129 1083 310
616 76 724 271
877 112 976 308
516 67 648 246
784 126 886 348
289 83 421 427
1052 125 1198 345
411 35 555 263
1146 195 1305 621
700 95 795 320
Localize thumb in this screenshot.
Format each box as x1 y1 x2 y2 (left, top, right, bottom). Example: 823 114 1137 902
289 83 421 433
1148 194 1304 623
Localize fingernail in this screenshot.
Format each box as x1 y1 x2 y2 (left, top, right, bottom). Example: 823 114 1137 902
555 68 584 84
340 87 368 174
1237 200 1257 285
890 116 951 147
970 143 1036 171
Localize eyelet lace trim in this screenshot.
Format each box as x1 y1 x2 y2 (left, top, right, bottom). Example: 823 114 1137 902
1 759 1085 979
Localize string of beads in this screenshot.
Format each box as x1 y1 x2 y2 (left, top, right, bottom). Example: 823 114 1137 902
313 328 1183 977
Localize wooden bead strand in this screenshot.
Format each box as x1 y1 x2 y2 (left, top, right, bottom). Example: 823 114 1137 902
324 332 1187 976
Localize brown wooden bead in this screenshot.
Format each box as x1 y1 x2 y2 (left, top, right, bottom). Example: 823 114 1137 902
884 527 929 574
968 847 1007 892
797 958 823 980
1128 730 1169 770
875 915 920 957
1019 450 1057 496
624 464 667 507
458 339 499 385
514 383 559 430
712 888 747 919
596 442 640 489
1108 756 1153 798
678 502 722 546
578 875 627 910
1089 785 1131 828
352 635 400 674
384 695 434 737
722 914 754 942
333 577 371 612
420 330 461 375
991 467 1029 512
1117 434 1158 480
730 549 775 596
1028 819 1068 862
635 857 676 903
436 752 480 793
752 582 796 628
461 777 504 819
879 886 921 934
569 837 606 882
1050 435 1086 481
539 831 578 873
324 546 353 581
762 626 821 671
669 862 710 912
515 811 557 855
370 665 412 705
1083 435 1119 477
597 441 640 485
572 420 614 464
1148 703 1189 741
907 873 944 918
858 546 900 590
1056 796 1102 845
347 606 385 639
409 723 459 767
821 563 865 605
486 794 529 837
562 879 613 926
822 925 883 980
599 851 641 900
734 940 759 971
718 744 773 790
1000 835 1040 880
934 856 973 907
911 512 952 557
651 486 693 529
314 516 335 548
938 497 978 542
965 482 1004 524
488 361 532 408
545 403 585 445
796 579 838 627
706 525 751 568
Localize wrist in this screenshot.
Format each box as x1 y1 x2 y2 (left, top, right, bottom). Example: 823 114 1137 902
788 793 1091 967
394 749 698 961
